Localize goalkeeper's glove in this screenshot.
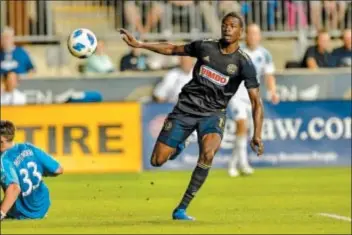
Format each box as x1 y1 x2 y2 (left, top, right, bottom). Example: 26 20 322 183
0 210 6 221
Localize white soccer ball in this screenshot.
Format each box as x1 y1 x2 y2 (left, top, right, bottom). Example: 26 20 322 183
67 28 98 59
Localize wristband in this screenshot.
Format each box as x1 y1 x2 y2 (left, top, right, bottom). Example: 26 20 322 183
0 210 6 220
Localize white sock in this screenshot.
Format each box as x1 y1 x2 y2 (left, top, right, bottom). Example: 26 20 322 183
229 147 239 170
229 136 245 170
235 136 250 170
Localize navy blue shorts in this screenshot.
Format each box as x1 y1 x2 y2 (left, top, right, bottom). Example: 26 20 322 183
157 108 226 148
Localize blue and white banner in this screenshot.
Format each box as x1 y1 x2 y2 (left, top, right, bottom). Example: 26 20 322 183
19 70 351 104
142 101 351 170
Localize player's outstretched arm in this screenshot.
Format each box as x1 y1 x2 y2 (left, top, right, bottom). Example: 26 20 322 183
1 183 21 220
248 88 264 156
44 166 64 177
30 144 64 177
119 28 187 56
1 160 21 220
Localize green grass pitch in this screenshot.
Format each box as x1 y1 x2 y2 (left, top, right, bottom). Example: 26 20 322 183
2 167 351 234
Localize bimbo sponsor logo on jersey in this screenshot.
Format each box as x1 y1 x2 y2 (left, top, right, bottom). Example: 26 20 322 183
199 65 229 86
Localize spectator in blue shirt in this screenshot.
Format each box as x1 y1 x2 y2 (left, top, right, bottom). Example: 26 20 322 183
332 29 352 67
302 30 334 69
0 26 35 76
120 48 149 72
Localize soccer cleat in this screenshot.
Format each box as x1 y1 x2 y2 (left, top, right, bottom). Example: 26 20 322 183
169 138 190 160
240 166 254 175
228 168 240 177
172 209 195 221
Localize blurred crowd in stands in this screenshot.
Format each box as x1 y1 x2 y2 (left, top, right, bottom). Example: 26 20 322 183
287 28 351 68
124 0 351 34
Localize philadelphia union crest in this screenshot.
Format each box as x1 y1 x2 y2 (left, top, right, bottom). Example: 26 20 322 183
226 64 237 75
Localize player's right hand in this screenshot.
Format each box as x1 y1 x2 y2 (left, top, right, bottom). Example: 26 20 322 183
119 28 142 48
250 137 264 157
271 93 280 105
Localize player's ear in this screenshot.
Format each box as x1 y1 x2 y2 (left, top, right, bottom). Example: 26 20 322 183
239 27 244 37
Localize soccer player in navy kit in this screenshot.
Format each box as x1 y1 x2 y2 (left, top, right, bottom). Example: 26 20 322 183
120 12 264 220
0 120 63 220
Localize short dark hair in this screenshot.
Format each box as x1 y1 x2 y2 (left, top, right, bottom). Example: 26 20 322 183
0 120 16 142
317 29 329 36
222 12 244 28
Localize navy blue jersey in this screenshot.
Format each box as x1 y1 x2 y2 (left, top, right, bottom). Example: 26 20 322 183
175 39 259 116
1 143 60 219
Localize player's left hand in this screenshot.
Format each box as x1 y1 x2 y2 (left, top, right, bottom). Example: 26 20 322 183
119 28 142 48
250 137 264 157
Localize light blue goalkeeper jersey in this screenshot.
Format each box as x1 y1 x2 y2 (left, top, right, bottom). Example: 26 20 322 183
1 143 60 219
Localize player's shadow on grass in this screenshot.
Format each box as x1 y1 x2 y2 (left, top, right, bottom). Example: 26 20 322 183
1 218 228 228
61 219 227 227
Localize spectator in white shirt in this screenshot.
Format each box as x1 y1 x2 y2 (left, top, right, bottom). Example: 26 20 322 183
153 56 194 103
1 72 27 105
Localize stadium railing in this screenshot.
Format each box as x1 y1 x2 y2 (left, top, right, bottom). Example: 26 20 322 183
1 0 6 30
3 1 56 42
3 0 352 43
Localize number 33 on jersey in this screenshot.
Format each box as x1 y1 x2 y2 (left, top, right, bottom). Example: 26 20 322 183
20 161 43 197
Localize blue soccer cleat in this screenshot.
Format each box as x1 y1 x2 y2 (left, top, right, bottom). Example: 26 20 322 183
172 208 195 221
169 139 190 161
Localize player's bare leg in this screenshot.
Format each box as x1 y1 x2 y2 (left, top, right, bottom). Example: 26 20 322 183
173 133 221 220
150 141 176 167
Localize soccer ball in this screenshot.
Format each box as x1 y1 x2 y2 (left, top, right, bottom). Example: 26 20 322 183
67 28 98 59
